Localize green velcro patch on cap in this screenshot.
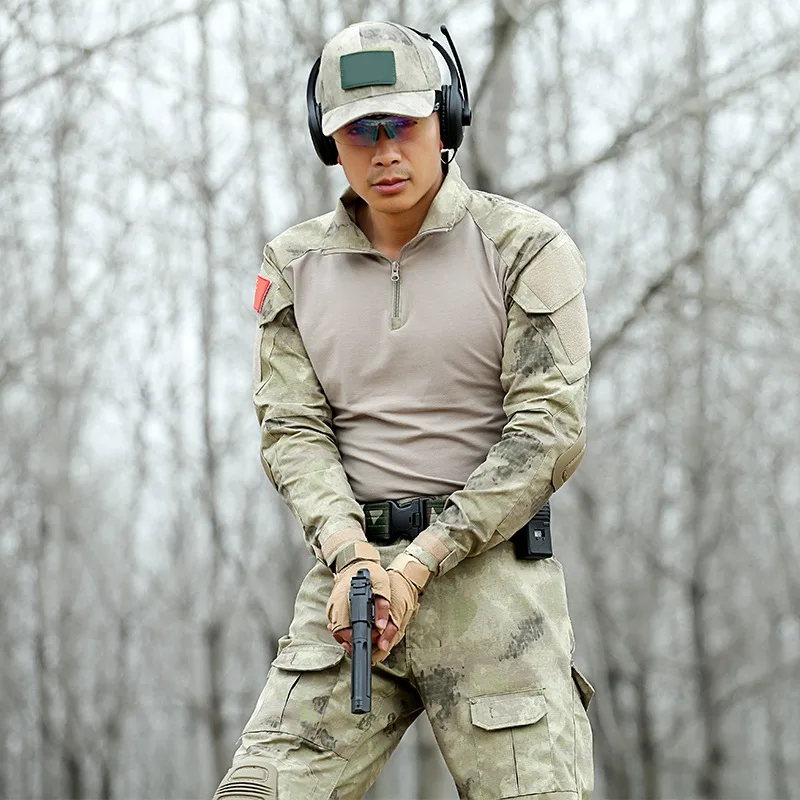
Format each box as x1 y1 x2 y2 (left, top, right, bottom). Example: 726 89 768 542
340 50 396 90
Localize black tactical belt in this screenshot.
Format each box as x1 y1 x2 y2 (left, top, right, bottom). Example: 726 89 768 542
362 496 447 544
363 495 553 560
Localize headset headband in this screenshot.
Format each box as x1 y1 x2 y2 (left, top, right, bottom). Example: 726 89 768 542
306 24 472 166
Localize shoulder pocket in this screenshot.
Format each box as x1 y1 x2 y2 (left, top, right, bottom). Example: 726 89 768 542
511 233 585 313
469 688 555 795
512 233 590 383
252 264 294 386
256 276 292 325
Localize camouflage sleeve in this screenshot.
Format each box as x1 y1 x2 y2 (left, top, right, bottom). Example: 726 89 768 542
405 230 590 576
253 249 366 566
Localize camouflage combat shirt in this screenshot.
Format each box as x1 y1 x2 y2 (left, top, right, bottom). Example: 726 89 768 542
253 162 590 576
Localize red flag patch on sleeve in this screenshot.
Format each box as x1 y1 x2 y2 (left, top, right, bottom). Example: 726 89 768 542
253 275 272 312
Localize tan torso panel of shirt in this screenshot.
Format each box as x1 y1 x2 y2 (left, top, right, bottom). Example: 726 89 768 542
286 214 509 503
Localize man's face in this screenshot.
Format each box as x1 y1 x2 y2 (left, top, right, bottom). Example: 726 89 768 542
332 112 443 214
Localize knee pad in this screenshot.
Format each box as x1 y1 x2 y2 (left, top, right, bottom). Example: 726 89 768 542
213 753 278 799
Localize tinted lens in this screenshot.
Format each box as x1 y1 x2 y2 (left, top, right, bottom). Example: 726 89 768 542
335 116 418 147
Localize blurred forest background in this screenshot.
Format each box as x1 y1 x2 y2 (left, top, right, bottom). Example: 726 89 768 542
2 0 799 798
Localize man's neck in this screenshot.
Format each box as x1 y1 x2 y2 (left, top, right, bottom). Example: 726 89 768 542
357 171 445 261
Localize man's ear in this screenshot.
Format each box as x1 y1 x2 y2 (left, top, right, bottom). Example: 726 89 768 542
337 155 341 165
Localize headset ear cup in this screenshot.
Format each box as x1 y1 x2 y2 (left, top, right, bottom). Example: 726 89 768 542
446 83 463 152
324 138 338 166
312 107 339 167
318 124 338 167
306 57 339 166
438 87 450 150
312 105 337 166
438 76 464 153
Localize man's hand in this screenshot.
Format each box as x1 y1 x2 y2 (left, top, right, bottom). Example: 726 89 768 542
332 595 400 664
371 553 433 664
334 571 420 665
327 547 433 665
327 546 391 657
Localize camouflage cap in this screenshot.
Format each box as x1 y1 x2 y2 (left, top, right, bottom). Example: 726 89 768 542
317 21 440 136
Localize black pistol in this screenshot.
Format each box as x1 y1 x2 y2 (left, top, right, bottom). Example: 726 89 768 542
349 567 374 714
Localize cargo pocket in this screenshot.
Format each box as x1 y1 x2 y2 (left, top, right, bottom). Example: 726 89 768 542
470 688 556 797
244 642 347 752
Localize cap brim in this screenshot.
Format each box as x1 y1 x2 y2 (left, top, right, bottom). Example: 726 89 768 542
321 90 436 136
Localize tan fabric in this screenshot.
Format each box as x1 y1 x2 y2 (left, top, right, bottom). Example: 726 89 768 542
326 559 390 634
253 159 589 579
319 528 369 567
553 428 586 490
387 552 432 591
316 22 440 136
213 754 277 800
282 184 509 505
412 529 456 568
216 541 594 799
325 539 377 573
373 568 420 664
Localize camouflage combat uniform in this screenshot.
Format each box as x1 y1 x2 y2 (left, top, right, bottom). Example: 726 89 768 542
215 161 594 800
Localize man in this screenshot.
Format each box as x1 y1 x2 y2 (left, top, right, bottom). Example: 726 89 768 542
214 20 593 800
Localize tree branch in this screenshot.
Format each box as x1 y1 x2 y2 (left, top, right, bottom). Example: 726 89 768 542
0 8 197 107
509 33 800 199
591 120 800 369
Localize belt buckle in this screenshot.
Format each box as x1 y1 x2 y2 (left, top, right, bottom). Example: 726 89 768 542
387 498 426 540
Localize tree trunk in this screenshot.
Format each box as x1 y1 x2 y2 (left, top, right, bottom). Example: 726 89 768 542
196 1 228 783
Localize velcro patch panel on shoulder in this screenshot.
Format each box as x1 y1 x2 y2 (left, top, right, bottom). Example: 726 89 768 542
512 233 586 314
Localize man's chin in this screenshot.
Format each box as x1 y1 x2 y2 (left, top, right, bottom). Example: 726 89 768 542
367 186 418 212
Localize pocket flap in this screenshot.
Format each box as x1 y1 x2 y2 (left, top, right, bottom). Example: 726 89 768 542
512 233 586 314
470 689 547 731
257 286 292 324
571 665 595 710
272 643 345 672
254 259 293 324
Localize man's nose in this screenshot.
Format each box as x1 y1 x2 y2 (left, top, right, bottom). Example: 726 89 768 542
371 126 402 167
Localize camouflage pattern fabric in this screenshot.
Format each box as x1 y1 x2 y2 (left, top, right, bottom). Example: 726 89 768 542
253 162 589 576
316 22 440 136
253 286 366 567
213 540 593 800
244 158 594 798
405 222 590 576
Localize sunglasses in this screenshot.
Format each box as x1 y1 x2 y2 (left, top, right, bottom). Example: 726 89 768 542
333 116 419 147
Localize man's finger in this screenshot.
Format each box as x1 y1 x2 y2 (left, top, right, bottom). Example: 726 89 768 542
374 597 390 632
378 620 399 652
332 626 353 646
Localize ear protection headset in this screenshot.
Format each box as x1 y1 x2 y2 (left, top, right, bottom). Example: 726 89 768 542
306 24 472 167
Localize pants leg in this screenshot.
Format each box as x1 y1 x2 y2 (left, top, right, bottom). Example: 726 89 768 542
407 542 594 800
215 540 594 800
214 547 423 800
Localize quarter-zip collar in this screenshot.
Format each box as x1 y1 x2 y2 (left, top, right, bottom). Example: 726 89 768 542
322 161 472 253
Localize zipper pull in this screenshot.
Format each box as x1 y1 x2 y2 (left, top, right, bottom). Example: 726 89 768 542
390 261 402 330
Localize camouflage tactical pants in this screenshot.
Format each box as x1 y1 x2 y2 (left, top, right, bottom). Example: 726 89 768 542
214 540 594 800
